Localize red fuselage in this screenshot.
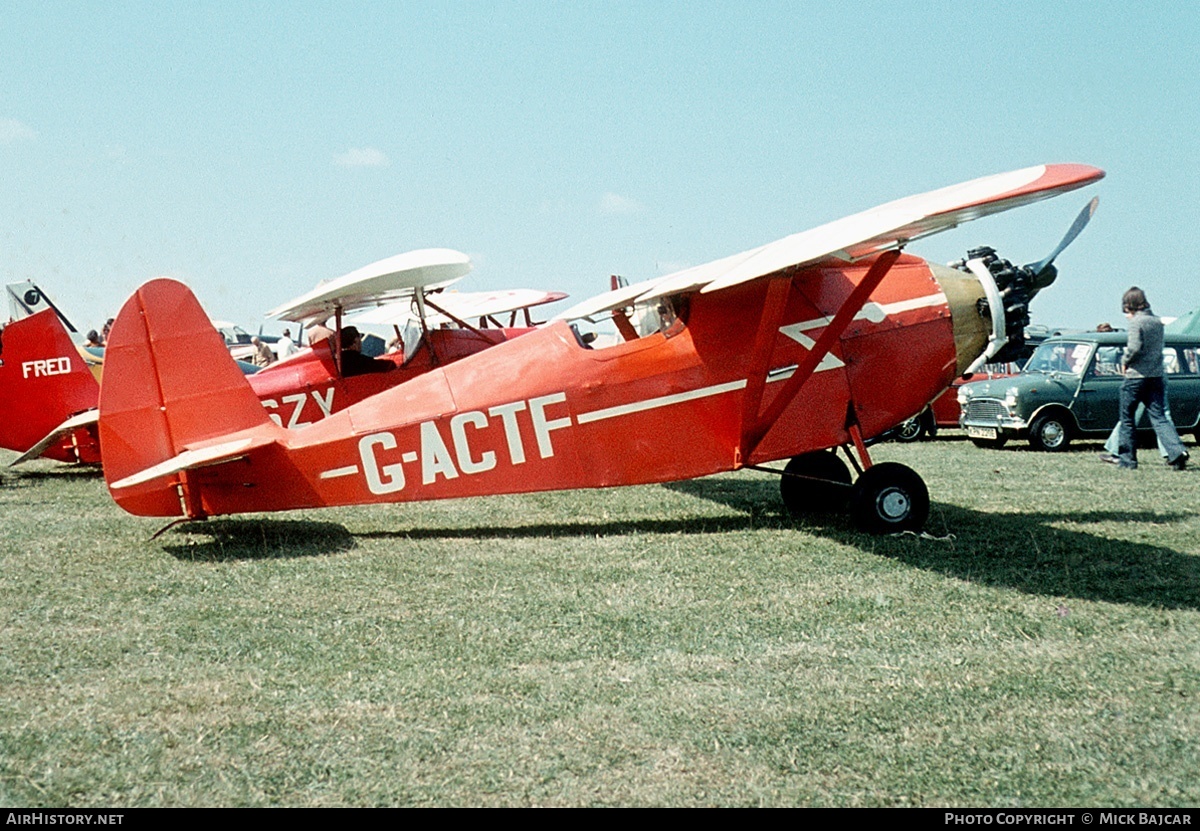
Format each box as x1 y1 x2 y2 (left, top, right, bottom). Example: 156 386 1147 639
104 255 978 518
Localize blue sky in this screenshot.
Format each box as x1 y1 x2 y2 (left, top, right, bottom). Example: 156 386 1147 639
1 2 1196 332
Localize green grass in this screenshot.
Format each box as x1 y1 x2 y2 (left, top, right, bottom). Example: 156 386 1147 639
2 435 1199 806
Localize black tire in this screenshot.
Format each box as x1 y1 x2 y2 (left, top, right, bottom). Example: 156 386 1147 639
849 462 930 534
894 415 925 443
780 451 853 515
970 435 1008 449
1028 413 1072 452
923 409 939 439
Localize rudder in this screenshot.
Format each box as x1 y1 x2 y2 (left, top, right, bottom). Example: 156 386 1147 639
100 279 275 516
0 309 101 462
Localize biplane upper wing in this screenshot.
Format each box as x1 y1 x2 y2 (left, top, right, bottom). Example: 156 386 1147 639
350 288 568 328
266 248 473 326
556 163 1104 320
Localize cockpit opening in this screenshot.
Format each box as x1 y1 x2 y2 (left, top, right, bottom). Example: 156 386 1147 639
569 295 687 350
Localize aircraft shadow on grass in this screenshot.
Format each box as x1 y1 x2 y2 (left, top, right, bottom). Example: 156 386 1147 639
156 477 1199 611
0 465 102 487
353 476 1199 611
161 519 356 563
668 477 1200 611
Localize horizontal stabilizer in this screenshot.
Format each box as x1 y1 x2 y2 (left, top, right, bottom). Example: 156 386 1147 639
110 434 279 489
10 409 98 466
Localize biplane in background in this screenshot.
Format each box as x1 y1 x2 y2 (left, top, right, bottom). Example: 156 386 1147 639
251 248 565 429
0 251 566 464
99 163 1103 533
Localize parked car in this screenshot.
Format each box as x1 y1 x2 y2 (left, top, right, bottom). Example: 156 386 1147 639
889 360 1024 442
958 332 1200 450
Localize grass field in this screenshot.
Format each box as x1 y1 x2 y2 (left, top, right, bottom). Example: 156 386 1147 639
2 435 1198 807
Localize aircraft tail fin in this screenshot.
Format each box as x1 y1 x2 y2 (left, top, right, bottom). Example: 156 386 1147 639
99 279 280 517
0 309 101 463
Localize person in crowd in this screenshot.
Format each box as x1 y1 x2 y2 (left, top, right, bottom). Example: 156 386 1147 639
275 328 298 359
250 336 275 367
1103 287 1188 470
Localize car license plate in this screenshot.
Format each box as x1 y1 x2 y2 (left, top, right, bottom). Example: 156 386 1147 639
967 425 997 440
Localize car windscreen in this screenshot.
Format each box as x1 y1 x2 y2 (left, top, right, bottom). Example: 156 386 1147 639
1023 341 1092 375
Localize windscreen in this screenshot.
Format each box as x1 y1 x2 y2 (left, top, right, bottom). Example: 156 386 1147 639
1023 341 1092 375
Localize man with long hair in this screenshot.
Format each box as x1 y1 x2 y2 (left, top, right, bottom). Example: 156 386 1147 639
1111 287 1189 470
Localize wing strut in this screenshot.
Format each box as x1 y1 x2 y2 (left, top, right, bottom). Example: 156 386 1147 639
423 296 489 340
737 277 793 461
333 306 344 375
414 290 436 366
742 249 902 457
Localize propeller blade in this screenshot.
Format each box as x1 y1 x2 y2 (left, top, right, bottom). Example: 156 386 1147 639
1028 196 1099 276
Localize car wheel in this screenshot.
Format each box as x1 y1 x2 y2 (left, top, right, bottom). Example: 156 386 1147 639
894 415 925 443
923 409 939 439
970 436 1008 449
1029 413 1071 452
849 462 930 534
780 450 853 515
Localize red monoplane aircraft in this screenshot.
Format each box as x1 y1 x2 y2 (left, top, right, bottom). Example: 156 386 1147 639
99 164 1104 533
0 251 565 465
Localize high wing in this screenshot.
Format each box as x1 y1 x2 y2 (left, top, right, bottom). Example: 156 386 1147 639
350 288 568 328
557 163 1104 321
266 248 473 326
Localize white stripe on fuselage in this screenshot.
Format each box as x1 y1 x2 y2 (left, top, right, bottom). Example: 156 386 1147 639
575 380 747 424
778 292 946 348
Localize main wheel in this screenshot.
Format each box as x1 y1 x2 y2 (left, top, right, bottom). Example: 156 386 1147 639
1028 413 1071 452
780 450 852 515
849 462 929 534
